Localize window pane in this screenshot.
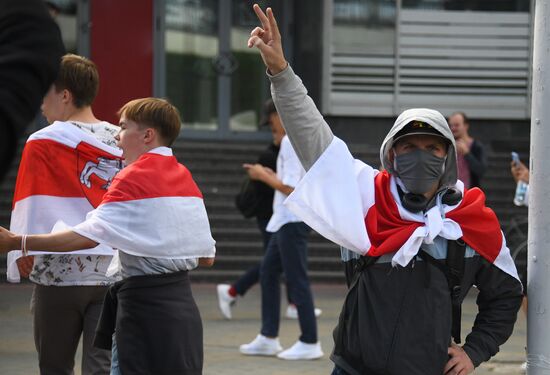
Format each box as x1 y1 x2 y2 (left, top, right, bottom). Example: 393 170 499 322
229 1 275 132
402 0 529 12
165 0 219 131
333 0 396 55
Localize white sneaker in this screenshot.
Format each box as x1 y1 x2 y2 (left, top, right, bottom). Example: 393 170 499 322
285 304 323 319
239 334 283 356
277 340 323 360
521 361 527 371
216 284 236 319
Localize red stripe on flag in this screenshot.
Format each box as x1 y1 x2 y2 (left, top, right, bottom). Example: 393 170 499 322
365 171 422 256
101 153 203 204
363 171 502 263
13 139 122 209
14 140 84 206
446 188 502 263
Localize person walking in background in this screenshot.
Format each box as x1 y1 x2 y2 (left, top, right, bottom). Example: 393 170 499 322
7 54 120 375
448 112 487 188
239 117 323 360
217 99 321 321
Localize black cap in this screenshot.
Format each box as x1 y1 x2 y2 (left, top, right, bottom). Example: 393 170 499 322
392 120 446 144
259 99 277 127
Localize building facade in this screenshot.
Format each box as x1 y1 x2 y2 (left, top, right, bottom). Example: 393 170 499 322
55 0 532 144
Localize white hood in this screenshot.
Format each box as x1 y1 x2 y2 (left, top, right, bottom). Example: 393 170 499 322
379 108 458 188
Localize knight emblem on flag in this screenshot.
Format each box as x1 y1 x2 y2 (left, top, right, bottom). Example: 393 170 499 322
76 142 123 207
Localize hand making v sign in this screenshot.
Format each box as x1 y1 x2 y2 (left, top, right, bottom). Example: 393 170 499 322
247 4 288 75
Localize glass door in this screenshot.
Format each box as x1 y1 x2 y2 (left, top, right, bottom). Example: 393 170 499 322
165 0 219 131
163 0 289 139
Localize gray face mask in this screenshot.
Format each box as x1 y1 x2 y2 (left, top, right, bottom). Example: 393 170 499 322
393 149 446 194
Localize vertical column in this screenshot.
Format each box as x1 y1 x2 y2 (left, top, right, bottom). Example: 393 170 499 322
527 2 550 373
217 0 231 136
89 0 154 124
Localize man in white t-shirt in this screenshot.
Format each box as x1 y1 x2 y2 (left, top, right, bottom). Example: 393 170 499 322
239 130 323 360
14 54 119 375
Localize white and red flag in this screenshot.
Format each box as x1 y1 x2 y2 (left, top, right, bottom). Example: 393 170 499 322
284 137 519 280
72 147 216 262
7 121 122 282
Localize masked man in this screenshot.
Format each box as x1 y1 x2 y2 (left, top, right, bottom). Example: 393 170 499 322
246 5 522 375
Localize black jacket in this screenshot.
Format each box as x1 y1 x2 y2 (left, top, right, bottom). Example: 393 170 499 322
252 143 279 219
332 245 522 375
0 0 64 181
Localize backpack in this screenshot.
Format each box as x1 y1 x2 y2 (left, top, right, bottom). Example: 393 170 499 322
235 177 261 218
418 239 466 344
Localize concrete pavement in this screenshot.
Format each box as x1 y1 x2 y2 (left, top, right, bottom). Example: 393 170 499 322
0 282 526 374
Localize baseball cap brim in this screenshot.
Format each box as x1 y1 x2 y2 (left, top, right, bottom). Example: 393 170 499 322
392 121 447 144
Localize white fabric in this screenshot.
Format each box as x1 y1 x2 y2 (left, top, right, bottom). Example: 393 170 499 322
30 120 122 156
494 233 520 280
284 137 376 251
285 137 518 278
7 196 115 283
73 196 216 259
266 136 306 233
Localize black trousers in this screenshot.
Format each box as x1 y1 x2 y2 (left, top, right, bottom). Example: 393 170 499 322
95 271 202 375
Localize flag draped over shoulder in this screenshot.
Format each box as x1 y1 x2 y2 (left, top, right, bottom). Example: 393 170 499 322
72 148 216 260
285 137 519 280
7 121 123 282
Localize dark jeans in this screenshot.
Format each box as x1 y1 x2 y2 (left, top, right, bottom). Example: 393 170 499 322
233 217 271 296
260 222 317 343
233 218 292 303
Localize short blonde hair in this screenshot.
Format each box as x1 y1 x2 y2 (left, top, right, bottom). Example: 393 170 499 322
118 98 181 146
54 54 99 108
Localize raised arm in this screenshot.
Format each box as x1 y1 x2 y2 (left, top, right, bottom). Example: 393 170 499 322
248 4 333 170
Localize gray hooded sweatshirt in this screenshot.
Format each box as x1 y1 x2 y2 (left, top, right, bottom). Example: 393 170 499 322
269 65 522 375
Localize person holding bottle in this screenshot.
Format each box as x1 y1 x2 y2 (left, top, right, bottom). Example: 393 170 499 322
511 157 530 206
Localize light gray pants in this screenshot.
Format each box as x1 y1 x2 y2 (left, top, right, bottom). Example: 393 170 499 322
31 284 111 375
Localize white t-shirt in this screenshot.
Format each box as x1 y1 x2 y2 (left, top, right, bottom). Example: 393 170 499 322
30 121 121 286
266 135 305 233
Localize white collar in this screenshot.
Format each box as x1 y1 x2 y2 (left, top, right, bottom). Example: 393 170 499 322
147 146 173 156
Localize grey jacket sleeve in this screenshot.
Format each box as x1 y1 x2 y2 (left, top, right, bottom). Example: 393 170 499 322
268 65 334 171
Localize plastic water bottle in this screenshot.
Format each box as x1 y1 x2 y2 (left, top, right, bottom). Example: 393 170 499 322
513 181 528 206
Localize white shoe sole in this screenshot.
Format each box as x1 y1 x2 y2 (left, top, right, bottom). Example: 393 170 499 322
276 351 324 360
239 347 282 356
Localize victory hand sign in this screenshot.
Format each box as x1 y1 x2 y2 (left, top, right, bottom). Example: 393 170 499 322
247 4 288 75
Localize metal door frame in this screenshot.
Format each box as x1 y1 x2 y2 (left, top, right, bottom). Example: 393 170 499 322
77 0 292 141
155 0 293 141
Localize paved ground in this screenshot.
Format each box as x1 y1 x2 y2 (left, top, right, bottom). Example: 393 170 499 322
0 282 526 374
